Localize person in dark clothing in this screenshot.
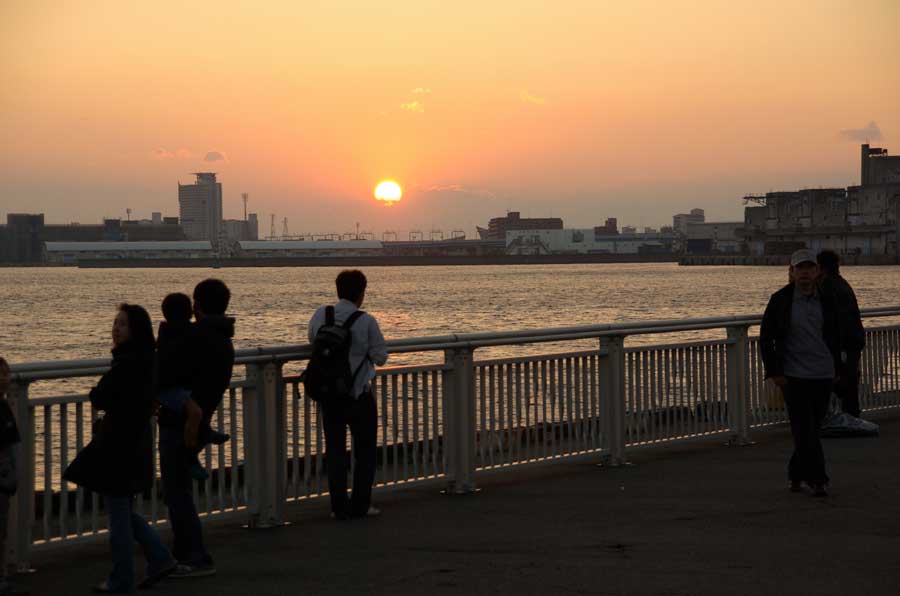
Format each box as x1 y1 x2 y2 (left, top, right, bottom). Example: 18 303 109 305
63 305 176 593
760 249 842 497
159 280 235 579
307 270 388 520
0 357 22 596
156 292 230 480
817 250 865 418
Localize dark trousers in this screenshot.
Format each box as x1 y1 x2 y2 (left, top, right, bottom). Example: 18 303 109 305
159 426 211 566
835 351 862 418
322 392 377 518
783 377 832 485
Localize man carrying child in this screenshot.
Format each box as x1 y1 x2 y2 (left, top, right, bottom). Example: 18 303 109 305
158 280 235 578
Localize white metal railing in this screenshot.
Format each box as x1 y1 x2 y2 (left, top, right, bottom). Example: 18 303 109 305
6 307 900 567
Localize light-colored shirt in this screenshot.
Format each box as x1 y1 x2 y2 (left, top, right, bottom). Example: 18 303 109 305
783 289 835 380
308 299 388 398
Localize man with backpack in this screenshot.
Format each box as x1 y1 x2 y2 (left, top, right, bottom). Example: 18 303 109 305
307 270 388 520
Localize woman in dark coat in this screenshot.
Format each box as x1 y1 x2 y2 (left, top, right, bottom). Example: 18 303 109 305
64 304 175 593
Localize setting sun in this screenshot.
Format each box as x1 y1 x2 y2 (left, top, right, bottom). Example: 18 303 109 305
374 180 402 205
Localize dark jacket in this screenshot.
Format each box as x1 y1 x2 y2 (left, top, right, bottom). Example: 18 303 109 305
158 315 235 430
156 320 193 390
63 343 155 496
819 273 865 354
759 283 842 380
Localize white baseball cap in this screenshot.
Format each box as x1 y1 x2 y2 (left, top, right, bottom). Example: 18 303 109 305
790 248 817 267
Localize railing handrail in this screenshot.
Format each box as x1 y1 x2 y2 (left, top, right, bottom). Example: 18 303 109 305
10 306 900 381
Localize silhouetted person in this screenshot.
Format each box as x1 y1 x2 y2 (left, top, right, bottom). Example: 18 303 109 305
0 357 22 596
159 280 234 578
64 304 176 592
760 249 841 497
156 292 229 481
817 250 865 418
308 270 387 519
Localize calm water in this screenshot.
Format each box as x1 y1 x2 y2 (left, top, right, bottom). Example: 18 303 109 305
3 263 900 390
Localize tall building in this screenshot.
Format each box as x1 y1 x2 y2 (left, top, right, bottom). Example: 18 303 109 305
178 172 223 248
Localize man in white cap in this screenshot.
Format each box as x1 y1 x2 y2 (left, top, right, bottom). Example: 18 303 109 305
759 248 842 497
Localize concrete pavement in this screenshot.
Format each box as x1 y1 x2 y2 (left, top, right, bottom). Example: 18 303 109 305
22 417 900 596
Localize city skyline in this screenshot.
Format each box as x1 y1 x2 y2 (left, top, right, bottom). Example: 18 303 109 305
2 1 899 232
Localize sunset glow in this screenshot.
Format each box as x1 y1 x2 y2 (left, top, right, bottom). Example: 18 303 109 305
1 1 897 233
374 181 403 205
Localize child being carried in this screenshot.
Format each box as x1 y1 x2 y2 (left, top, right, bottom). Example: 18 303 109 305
157 293 230 480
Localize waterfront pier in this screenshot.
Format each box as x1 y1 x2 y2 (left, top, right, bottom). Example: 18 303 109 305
22 417 900 595
7 309 900 593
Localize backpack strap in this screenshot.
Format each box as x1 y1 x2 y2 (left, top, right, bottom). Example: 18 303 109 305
325 305 335 326
342 310 366 330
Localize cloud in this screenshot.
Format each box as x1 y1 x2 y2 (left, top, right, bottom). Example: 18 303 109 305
839 121 882 142
519 90 546 105
411 87 431 95
204 151 227 162
420 184 497 199
153 147 192 160
400 101 425 113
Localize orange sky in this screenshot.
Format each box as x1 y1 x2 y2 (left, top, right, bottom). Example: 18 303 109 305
2 0 898 235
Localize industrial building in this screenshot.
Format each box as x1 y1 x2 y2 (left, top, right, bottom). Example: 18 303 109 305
237 240 384 258
45 241 215 264
673 208 705 235
0 214 185 264
477 212 564 240
742 145 900 258
684 221 744 254
506 228 677 255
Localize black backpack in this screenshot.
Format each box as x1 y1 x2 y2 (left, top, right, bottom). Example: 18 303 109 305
301 306 366 403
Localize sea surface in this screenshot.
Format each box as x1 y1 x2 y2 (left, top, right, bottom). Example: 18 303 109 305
2 263 900 394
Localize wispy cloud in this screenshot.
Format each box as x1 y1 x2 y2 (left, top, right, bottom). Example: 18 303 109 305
519 90 546 106
420 184 497 199
400 101 425 113
411 87 431 95
204 151 227 162
153 147 192 160
839 121 882 142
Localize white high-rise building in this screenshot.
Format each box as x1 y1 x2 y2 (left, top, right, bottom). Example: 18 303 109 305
178 172 223 248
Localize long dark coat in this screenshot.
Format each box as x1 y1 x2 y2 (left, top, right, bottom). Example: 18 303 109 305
63 343 155 496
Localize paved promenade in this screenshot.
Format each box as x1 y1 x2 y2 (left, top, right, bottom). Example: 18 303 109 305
24 417 900 596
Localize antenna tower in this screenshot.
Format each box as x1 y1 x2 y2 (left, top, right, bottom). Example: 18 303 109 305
242 193 248 221
282 217 289 238
125 208 132 221
269 214 276 239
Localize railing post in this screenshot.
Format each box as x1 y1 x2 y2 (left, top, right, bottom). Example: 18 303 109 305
6 380 33 572
726 325 751 445
599 335 627 466
443 347 476 494
242 362 286 527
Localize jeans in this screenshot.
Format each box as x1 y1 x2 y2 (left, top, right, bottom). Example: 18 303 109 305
157 387 190 413
783 377 832 485
836 351 862 418
322 392 378 518
159 426 211 566
106 495 173 592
